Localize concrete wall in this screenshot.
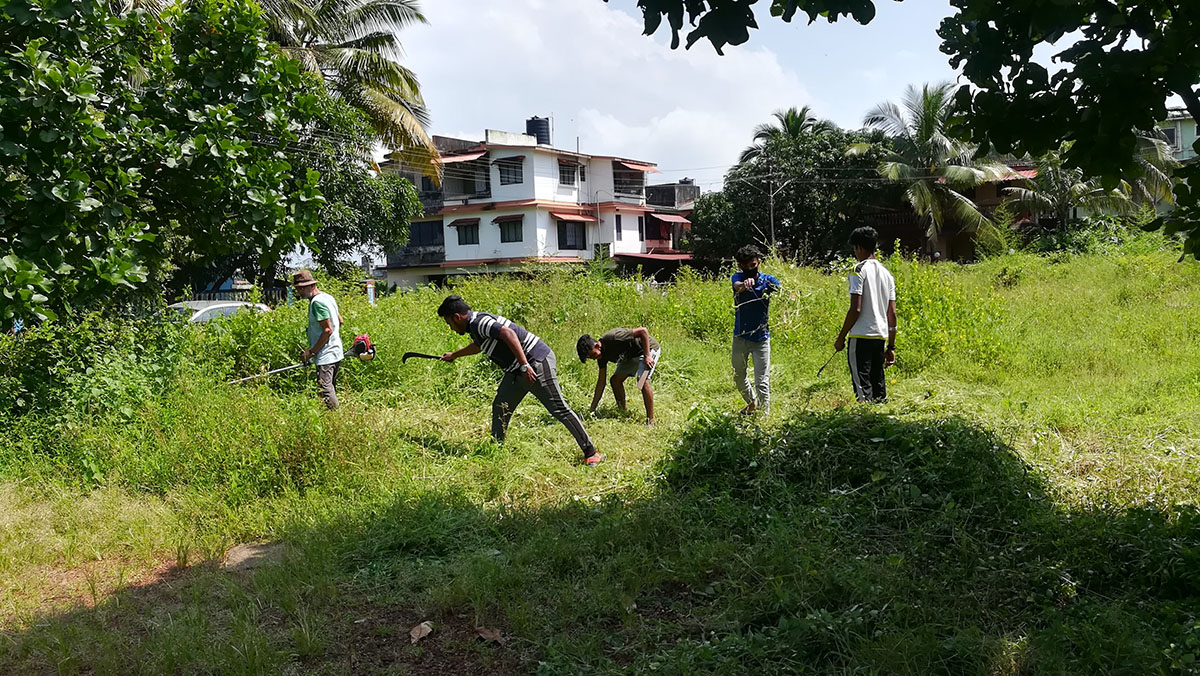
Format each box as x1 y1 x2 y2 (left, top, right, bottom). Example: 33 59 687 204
489 151 532 203
586 160 615 201
443 208 544 262
604 210 646 255
1180 119 1198 162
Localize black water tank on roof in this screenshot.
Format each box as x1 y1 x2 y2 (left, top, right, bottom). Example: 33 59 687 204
526 116 551 145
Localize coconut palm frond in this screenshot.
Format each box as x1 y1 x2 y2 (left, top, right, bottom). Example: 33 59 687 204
943 187 991 232
329 31 401 58
1002 186 1055 214
862 101 910 142
940 164 986 187
321 47 424 107
737 105 836 165
318 0 425 41
342 82 437 176
256 0 437 177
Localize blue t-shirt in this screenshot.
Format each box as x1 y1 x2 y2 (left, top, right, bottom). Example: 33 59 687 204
732 271 781 342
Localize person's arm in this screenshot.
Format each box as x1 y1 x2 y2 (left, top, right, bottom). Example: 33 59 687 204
632 327 656 367
590 365 607 413
834 294 861 352
441 342 482 362
301 318 334 362
497 326 537 384
763 274 781 295
885 300 897 366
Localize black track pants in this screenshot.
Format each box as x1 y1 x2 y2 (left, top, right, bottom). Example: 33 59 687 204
848 337 887 403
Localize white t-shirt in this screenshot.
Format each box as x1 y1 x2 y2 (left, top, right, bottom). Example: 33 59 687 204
848 258 896 340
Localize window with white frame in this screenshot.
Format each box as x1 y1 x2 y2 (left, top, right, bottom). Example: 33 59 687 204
637 216 645 242
615 214 622 241
497 157 523 185
557 220 586 250
558 161 577 186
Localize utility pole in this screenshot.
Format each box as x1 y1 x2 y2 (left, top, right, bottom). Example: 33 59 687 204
769 176 775 251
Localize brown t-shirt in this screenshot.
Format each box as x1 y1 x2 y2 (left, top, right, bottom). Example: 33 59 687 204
598 328 659 368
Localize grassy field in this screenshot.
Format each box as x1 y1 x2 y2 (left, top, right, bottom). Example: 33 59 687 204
2 248 1200 674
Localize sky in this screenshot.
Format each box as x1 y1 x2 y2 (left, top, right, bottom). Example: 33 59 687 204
399 0 963 192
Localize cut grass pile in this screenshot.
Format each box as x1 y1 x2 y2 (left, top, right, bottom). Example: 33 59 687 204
1 250 1199 674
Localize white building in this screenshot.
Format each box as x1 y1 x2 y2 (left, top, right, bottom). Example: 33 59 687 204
377 121 692 289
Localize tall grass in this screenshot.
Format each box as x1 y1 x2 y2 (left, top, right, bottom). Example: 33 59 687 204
2 248 1199 673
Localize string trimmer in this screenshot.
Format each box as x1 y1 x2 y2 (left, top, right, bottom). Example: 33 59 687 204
227 334 375 385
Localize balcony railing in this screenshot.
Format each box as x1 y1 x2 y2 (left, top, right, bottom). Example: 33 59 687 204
385 244 446 269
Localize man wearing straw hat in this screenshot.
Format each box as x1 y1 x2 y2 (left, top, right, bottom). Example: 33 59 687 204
293 269 344 409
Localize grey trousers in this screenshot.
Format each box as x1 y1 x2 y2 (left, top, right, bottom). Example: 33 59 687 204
732 336 770 413
492 351 596 456
316 361 341 410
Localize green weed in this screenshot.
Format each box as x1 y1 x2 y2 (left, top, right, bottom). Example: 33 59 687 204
2 248 1199 673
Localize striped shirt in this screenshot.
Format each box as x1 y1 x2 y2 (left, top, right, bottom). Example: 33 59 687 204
467 311 551 372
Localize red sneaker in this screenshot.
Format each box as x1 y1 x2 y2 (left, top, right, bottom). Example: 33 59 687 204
584 453 606 466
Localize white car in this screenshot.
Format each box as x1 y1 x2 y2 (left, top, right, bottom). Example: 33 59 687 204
168 300 272 323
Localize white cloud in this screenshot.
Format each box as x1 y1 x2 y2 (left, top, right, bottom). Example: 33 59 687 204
400 0 815 187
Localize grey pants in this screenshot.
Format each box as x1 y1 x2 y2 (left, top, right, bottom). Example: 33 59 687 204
492 352 595 456
732 336 770 413
316 361 341 410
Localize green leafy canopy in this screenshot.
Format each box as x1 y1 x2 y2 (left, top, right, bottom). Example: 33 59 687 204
620 0 1200 255
0 0 327 327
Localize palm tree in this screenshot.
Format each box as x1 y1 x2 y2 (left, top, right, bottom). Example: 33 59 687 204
1128 132 1178 206
851 82 1008 240
738 106 837 164
261 0 438 179
1005 136 1178 227
1003 146 1132 227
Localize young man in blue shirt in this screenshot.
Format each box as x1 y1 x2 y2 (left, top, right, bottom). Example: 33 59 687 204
731 245 781 415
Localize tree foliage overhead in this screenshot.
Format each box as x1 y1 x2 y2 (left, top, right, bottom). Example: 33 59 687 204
0 0 326 327
622 0 1200 255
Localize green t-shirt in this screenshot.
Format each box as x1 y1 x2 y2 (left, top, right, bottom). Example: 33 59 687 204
307 292 343 365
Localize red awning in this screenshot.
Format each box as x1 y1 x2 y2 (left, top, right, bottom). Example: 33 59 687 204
492 155 525 164
492 214 524 223
549 211 597 222
440 151 486 164
615 160 661 173
448 218 479 227
652 214 691 224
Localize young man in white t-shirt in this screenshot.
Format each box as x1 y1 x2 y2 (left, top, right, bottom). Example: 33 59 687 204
834 227 896 402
